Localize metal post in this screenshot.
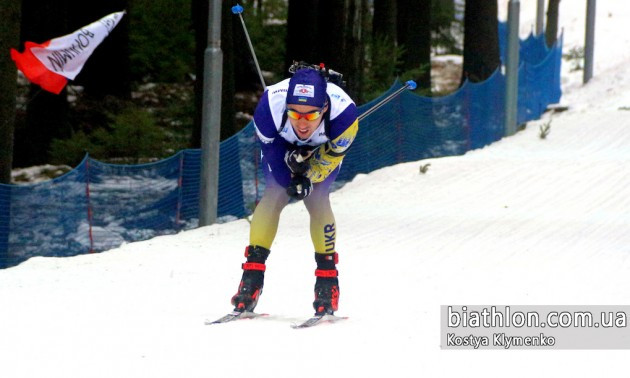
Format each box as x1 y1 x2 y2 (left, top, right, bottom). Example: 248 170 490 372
199 0 223 226
584 0 596 84
536 0 545 36
505 0 520 136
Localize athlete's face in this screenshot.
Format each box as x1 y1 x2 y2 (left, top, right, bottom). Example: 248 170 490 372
286 103 328 140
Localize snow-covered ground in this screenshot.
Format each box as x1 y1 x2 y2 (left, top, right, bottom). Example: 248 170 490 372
2 1 630 377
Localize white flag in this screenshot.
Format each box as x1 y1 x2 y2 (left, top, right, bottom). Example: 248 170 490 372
11 11 125 94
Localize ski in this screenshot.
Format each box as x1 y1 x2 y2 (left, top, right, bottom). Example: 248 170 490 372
206 311 347 327
205 311 266 325
291 314 348 329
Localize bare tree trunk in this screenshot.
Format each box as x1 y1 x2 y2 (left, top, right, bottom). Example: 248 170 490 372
546 0 561 48
286 0 320 72
318 0 346 72
1 1 20 265
344 0 369 102
461 0 500 84
285 0 366 102
370 0 398 93
0 1 20 183
373 0 397 44
398 0 431 91
13 0 70 167
257 0 263 17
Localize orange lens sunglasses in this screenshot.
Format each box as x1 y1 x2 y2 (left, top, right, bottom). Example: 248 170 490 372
286 107 325 121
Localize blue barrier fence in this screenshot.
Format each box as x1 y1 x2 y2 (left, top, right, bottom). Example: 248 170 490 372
0 29 562 268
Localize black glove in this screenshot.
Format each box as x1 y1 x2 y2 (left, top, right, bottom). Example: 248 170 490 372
284 147 314 175
286 175 313 200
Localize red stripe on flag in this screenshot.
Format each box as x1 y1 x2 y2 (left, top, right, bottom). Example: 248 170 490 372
10 41 68 94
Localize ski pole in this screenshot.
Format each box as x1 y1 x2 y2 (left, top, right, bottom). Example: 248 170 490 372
358 80 417 121
231 3 267 90
294 80 418 163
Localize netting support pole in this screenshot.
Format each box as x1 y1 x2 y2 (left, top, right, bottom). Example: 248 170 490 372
505 0 520 137
176 152 184 229
0 186 9 268
583 0 596 84
85 156 94 253
199 0 223 226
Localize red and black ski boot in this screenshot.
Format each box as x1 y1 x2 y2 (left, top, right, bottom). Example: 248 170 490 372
231 245 270 313
313 252 340 316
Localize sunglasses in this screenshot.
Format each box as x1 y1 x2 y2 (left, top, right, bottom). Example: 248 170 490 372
286 106 325 121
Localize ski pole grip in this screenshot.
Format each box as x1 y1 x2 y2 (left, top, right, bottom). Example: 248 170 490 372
231 4 244 14
293 147 314 163
405 80 417 91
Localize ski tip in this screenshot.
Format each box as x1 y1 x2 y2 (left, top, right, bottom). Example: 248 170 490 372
205 311 268 325
291 314 348 329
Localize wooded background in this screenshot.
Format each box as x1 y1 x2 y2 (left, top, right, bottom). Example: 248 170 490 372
0 0 561 183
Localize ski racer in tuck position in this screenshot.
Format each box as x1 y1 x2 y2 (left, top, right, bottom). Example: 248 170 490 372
230 65 359 316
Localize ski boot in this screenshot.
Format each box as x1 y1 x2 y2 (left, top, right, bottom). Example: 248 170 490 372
313 252 340 316
231 245 270 313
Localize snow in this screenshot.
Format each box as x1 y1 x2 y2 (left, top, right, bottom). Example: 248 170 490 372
10 164 72 184
2 1 630 377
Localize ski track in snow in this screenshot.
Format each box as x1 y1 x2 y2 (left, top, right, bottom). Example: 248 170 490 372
2 1 630 377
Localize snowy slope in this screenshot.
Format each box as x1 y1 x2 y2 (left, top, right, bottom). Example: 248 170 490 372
2 1 630 377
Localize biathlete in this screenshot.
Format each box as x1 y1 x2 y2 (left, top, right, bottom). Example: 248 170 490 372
230 65 359 316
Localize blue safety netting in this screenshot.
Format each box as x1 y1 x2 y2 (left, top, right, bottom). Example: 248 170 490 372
499 22 553 65
0 26 563 268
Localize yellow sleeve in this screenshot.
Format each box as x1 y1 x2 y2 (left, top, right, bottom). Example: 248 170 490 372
306 120 359 183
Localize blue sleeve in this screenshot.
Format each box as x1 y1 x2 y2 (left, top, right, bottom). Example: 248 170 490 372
253 91 277 141
260 137 292 188
329 103 358 140
253 92 292 187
